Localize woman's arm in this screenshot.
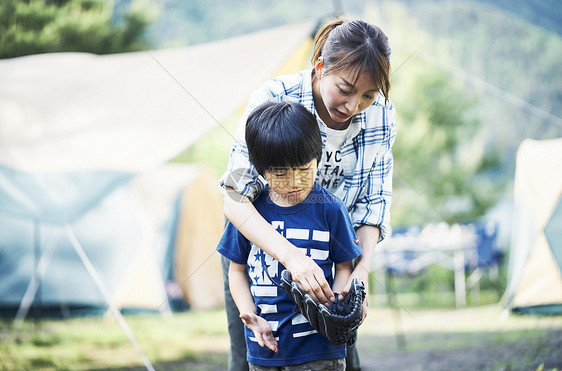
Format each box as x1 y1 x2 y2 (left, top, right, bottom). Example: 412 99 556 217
332 260 353 295
339 103 396 318
350 100 396 241
224 188 335 305
352 224 380 286
339 224 380 323
229 261 278 352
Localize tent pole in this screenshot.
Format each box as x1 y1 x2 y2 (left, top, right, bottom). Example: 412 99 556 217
64 225 155 371
15 224 58 324
33 220 41 324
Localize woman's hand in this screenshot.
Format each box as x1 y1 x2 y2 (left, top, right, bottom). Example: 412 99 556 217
338 224 380 324
285 250 335 306
239 313 278 352
339 266 370 323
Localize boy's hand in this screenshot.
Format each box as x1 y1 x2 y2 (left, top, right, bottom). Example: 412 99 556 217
339 268 369 324
240 313 278 353
286 253 335 306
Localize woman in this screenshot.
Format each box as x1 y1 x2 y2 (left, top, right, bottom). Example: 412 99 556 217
220 18 396 371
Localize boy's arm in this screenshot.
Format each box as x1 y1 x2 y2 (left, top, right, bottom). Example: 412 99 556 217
341 224 380 323
224 188 335 306
332 260 354 295
228 261 278 353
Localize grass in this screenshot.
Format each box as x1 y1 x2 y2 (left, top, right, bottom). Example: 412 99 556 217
1 304 560 370
0 309 229 370
368 261 508 311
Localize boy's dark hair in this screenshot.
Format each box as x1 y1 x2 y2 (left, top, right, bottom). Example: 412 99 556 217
245 101 322 176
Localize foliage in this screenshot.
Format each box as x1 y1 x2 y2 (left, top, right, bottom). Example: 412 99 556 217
472 0 562 37
170 112 240 178
390 66 504 225
153 0 561 227
383 0 562 174
362 0 561 226
372 262 507 309
140 0 342 48
5 0 557 224
0 0 154 59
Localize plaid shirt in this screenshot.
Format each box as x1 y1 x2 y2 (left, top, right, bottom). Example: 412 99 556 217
219 69 396 241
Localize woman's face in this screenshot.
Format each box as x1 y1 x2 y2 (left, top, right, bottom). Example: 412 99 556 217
314 63 379 128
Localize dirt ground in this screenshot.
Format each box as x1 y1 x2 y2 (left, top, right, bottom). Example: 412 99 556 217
356 330 562 370
142 331 561 371
354 305 562 371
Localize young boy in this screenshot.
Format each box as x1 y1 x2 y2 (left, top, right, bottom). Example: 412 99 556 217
217 101 362 370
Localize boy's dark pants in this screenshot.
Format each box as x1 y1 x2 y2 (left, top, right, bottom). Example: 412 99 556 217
221 255 361 371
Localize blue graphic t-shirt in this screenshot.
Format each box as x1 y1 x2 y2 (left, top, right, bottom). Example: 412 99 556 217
217 184 362 367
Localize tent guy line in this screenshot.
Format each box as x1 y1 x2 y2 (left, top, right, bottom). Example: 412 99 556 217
149 249 221 318
143 34 421 321
291 187 417 319
390 48 418 78
366 263 415 319
64 225 156 371
0 22 321 371
149 192 260 317
143 22 417 320
233 188 417 320
146 51 240 145
14 232 60 323
394 42 562 129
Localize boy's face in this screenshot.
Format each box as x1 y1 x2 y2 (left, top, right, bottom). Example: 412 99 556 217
264 159 317 207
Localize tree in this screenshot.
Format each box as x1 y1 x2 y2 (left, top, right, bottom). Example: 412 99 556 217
0 0 153 59
391 69 504 225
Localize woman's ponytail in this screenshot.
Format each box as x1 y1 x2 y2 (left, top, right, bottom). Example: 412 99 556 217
311 17 346 65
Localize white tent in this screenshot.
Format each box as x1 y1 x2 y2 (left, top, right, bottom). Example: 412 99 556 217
0 21 315 369
504 138 562 315
0 21 314 172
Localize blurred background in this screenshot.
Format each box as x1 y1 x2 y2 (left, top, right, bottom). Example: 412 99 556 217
0 0 561 370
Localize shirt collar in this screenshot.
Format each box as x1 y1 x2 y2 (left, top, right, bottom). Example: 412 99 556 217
351 110 366 132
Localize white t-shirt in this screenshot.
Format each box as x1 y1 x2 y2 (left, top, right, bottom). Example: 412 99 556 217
318 126 351 198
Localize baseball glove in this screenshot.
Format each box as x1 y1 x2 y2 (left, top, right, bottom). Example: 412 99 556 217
279 270 366 346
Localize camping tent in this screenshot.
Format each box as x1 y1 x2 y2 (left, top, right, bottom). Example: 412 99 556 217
0 21 315 369
0 20 314 314
504 138 562 315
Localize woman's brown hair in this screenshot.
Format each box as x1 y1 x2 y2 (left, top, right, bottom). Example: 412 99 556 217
311 18 392 101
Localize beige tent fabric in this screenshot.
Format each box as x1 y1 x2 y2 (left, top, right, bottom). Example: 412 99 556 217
514 234 562 307
0 21 315 173
0 22 315 311
112 241 171 312
169 26 315 310
516 139 562 228
111 164 203 311
507 137 562 309
174 167 225 310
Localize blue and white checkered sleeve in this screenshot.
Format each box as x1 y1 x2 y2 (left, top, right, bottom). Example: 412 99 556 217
351 104 396 241
218 87 277 201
